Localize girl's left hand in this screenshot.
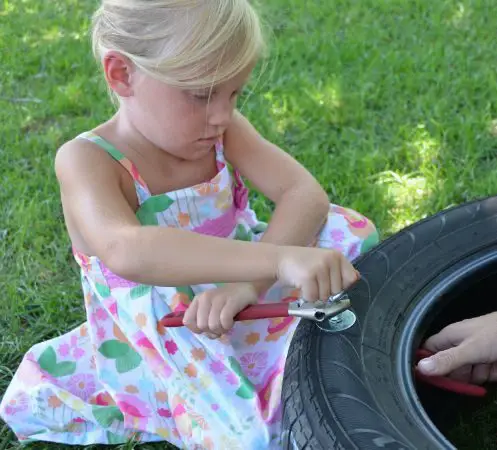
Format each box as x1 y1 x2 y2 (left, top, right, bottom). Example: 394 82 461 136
183 283 259 338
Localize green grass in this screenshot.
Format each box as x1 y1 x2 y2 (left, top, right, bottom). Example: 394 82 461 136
2 0 497 448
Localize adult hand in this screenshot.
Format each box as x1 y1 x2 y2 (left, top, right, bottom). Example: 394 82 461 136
417 312 497 384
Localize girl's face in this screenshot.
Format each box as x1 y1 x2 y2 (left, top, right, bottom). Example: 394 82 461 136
118 59 253 160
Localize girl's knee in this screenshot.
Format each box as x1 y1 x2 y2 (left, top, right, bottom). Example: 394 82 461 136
316 204 380 260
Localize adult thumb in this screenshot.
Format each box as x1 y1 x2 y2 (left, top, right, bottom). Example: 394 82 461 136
417 346 471 376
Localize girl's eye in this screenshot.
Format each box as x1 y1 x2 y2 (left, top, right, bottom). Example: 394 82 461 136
190 90 213 102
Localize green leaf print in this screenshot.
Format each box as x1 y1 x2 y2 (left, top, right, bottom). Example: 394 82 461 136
93 405 124 428
115 347 142 373
99 340 142 373
251 222 268 234
236 382 256 400
106 431 127 444
176 285 195 300
38 346 57 371
228 356 256 400
234 224 253 242
95 282 111 298
136 195 174 226
130 284 152 300
98 340 130 359
50 361 77 378
361 229 380 254
37 346 76 378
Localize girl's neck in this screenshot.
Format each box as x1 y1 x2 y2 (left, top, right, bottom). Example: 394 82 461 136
97 109 183 169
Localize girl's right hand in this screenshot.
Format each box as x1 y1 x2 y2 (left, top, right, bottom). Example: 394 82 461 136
276 247 360 301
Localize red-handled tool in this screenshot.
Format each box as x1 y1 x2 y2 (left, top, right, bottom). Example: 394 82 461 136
158 292 353 328
414 348 487 397
159 293 488 397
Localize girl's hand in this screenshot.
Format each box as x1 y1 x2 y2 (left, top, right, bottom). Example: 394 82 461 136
277 247 359 301
183 283 259 337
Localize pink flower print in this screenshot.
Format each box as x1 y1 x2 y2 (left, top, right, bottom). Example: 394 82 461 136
144 348 173 378
58 343 70 358
158 408 172 418
209 360 225 374
225 372 238 386
107 300 118 318
94 392 112 406
150 358 173 379
330 228 345 243
347 241 360 260
116 394 151 418
97 327 106 340
95 308 107 321
100 263 139 289
172 403 186 418
70 335 79 348
68 374 96 401
58 335 85 359
137 336 154 349
240 352 268 377
73 347 85 358
73 417 85 423
3 392 29 416
256 364 285 424
211 404 219 412
165 340 178 355
191 205 237 238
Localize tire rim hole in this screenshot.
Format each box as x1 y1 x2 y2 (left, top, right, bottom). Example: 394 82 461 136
413 263 497 447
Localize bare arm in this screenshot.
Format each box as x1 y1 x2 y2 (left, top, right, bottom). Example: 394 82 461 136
55 140 279 286
224 111 330 293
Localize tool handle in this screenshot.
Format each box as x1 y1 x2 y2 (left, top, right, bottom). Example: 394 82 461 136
414 349 487 397
414 371 487 397
158 302 290 328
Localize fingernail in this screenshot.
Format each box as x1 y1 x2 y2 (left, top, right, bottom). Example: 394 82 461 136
418 358 436 374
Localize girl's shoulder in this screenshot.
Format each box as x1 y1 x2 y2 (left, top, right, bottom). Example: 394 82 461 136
54 131 137 209
55 132 121 182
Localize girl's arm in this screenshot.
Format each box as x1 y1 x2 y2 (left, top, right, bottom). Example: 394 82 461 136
55 140 280 286
224 111 331 293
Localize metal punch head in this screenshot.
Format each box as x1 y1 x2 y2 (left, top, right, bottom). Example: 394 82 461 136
319 292 356 332
288 291 357 333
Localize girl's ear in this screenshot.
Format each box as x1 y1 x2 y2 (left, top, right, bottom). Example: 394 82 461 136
103 51 135 98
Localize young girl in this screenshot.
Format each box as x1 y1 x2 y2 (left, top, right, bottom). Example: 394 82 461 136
0 0 379 448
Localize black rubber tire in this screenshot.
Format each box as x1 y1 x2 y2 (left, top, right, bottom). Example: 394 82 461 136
281 195 497 450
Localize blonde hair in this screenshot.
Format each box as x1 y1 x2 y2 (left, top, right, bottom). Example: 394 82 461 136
91 0 266 92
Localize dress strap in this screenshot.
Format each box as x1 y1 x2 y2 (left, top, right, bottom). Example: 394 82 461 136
214 135 249 210
76 131 149 191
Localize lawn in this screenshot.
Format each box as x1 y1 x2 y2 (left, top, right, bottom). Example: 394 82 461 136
2 0 497 448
